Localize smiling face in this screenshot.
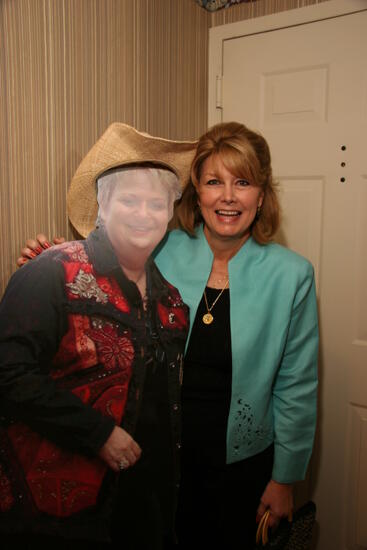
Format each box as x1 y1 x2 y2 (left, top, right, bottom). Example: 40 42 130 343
197 154 264 250
98 169 173 260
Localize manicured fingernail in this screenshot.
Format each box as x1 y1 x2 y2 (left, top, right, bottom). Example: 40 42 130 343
28 251 36 258
34 246 43 254
42 241 51 249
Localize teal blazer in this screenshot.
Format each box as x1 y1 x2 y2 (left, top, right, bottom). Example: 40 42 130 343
154 225 318 483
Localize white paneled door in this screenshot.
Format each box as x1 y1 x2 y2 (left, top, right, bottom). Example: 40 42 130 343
209 1 367 549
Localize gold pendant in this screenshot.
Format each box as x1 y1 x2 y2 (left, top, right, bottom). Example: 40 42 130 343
202 312 214 325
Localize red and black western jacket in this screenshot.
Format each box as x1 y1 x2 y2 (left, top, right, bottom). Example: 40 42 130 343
0 228 188 540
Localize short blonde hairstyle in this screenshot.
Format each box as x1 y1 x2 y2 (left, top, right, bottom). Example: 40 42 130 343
172 122 280 244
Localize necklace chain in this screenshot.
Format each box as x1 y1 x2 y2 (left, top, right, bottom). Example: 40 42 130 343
202 279 229 325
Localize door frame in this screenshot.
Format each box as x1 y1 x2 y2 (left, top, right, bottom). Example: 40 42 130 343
208 0 367 126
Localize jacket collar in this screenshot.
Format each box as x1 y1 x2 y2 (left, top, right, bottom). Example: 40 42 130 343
194 223 263 266
85 227 120 274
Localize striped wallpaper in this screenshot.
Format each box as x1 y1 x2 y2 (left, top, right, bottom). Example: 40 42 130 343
0 0 209 294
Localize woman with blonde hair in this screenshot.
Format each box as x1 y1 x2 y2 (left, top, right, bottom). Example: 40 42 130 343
155 121 318 548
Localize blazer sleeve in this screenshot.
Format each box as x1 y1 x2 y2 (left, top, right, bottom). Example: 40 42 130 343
271 263 319 483
0 255 115 456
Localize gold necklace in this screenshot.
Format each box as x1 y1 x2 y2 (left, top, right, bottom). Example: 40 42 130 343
202 280 229 325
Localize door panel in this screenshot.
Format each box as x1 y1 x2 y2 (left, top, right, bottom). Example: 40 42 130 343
274 177 323 283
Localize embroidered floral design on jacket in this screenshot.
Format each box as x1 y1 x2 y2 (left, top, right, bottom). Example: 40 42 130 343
66 269 108 303
58 241 89 264
87 323 135 371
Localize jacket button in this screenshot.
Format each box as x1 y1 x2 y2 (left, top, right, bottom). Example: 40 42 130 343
176 442 181 449
173 404 178 411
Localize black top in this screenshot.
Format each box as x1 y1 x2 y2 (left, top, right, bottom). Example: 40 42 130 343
182 287 232 466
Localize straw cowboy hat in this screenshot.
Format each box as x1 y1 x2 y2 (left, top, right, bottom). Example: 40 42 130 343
67 122 198 237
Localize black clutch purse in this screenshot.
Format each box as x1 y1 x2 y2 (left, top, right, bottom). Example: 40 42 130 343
254 501 316 550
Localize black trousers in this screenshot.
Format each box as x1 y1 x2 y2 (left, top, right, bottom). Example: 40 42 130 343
176 444 274 550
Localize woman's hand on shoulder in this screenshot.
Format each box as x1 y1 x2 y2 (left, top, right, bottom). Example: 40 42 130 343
98 426 142 473
257 479 293 528
17 234 66 267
